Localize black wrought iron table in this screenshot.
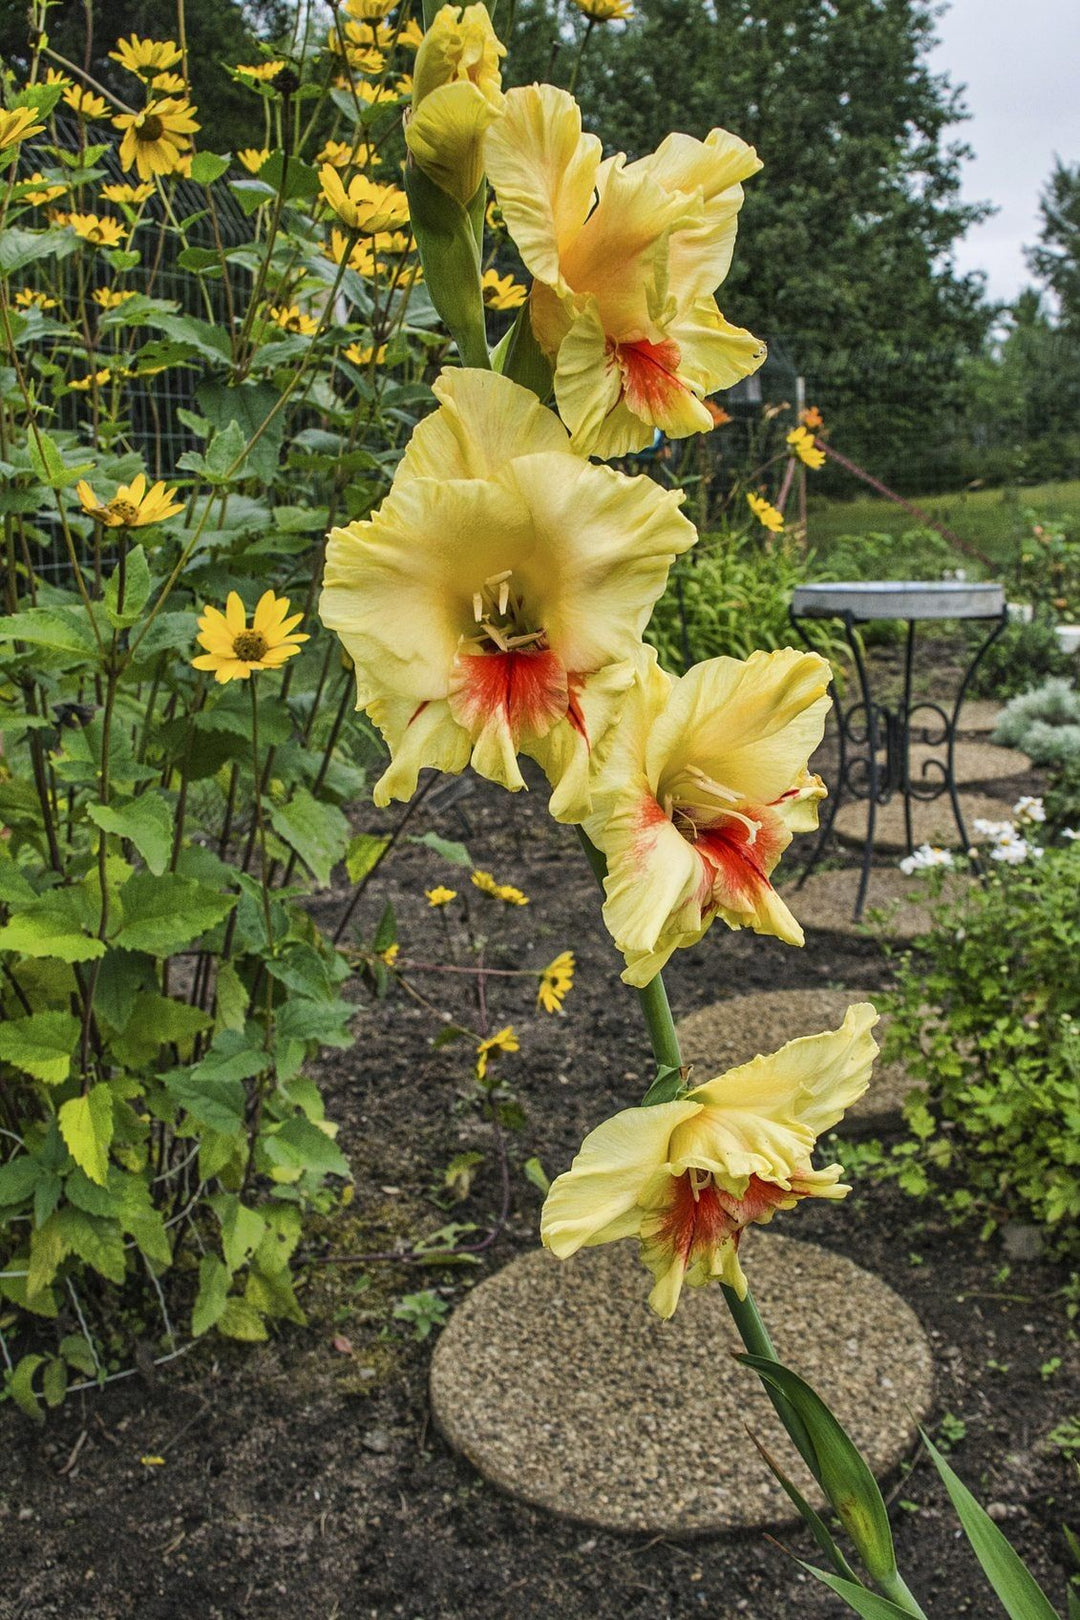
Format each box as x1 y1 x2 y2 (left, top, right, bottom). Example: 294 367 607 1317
789 580 1008 918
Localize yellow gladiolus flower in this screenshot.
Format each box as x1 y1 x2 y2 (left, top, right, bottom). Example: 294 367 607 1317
319 369 696 819
61 86 107 121
92 287 137 309
746 491 784 532
113 99 199 180
583 646 830 986
267 303 319 336
76 473 184 528
485 85 765 458
573 0 633 16
109 35 184 76
100 181 155 204
67 212 126 248
0 106 46 149
20 172 67 206
235 148 270 175
481 269 526 309
425 885 458 907
15 288 57 310
786 425 826 470
475 1025 519 1079
192 591 309 684
541 1005 878 1317
537 950 574 1012
405 2 506 206
319 165 409 233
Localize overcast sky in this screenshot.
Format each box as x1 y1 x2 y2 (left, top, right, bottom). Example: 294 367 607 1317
930 0 1080 304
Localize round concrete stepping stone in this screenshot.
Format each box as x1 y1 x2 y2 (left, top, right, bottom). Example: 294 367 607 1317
431 1235 933 1534
832 787 1016 855
956 698 1003 735
676 990 917 1128
904 738 1028 783
779 865 968 941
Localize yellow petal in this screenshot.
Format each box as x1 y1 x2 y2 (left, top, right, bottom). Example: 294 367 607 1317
540 1099 701 1257
405 78 500 205
397 367 568 483
669 297 766 397
636 126 762 299
370 694 472 806
483 83 601 293
224 592 247 635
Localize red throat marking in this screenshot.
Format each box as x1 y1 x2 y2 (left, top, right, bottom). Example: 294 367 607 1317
615 337 687 419
450 645 570 744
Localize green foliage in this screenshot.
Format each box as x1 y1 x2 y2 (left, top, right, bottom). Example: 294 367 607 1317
968 618 1070 701
392 1289 450 1341
883 847 1080 1251
994 679 1080 771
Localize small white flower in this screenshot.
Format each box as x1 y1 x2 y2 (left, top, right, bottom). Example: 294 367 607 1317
1013 795 1046 825
1061 827 1079 842
899 843 954 875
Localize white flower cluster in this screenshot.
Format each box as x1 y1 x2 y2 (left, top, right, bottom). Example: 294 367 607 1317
971 796 1048 865
899 843 954 875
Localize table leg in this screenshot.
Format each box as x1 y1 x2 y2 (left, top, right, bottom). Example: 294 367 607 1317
944 608 1010 858
901 620 916 858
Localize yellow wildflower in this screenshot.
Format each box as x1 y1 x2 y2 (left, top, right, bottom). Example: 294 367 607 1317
0 106 46 149
15 288 57 310
327 229 378 274
573 0 633 14
475 1025 519 1079
139 1455 167 1467
267 303 319 336
542 1006 878 1317
317 139 376 169
425 886 458 907
537 951 574 1013
68 369 113 391
319 166 409 233
235 60 287 82
786 425 825 470
354 79 399 107
100 181 155 205
192 591 309 684
746 492 784 533
76 473 184 528
397 19 426 49
60 86 108 120
378 942 400 967
109 35 184 76
67 213 126 248
20 173 67 206
344 0 398 17
406 2 506 206
343 340 387 366
92 287 137 309
44 68 72 90
471 870 529 906
113 99 200 180
235 148 270 175
151 72 187 95
481 269 527 310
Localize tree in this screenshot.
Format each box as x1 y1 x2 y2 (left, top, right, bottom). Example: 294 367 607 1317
506 0 993 488
1027 159 1080 334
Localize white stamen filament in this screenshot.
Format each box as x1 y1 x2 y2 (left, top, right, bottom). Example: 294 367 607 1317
464 569 547 656
669 765 763 845
688 1166 711 1202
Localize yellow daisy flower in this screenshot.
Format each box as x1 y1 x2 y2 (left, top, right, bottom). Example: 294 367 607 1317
76 473 183 528
425 886 458 907
378 941 400 967
235 60 287 82
397 19 426 50
354 79 399 107
15 288 57 310
470 870 529 906
44 68 72 89
267 303 319 336
786 425 826 470
92 287 137 309
319 166 409 234
68 369 113 391
235 148 270 175
343 340 387 366
151 72 188 94
100 181 155 205
192 591 309 684
392 73 413 98
20 173 67 206
109 35 184 76
67 212 126 248
475 1025 519 1079
113 99 200 180
316 139 365 169
481 269 527 310
0 106 46 149
537 951 575 1013
572 0 633 17
61 86 108 121
344 0 398 18
746 492 784 533
327 229 378 274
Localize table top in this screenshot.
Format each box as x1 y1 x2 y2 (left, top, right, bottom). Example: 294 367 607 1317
791 580 1006 622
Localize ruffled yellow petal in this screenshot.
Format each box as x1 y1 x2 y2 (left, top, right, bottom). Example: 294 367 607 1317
397 367 569 482
370 695 472 806
540 1099 701 1257
405 78 500 205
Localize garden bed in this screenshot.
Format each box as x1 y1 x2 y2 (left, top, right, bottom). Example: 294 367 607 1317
1 760 1076 1620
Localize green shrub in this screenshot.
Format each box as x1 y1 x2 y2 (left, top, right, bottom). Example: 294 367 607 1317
883 848 1080 1252
814 526 961 583
967 616 1070 699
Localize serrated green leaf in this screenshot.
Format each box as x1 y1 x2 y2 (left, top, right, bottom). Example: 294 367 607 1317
213 961 249 1033
191 1254 230 1336
26 429 93 490
269 789 349 887
0 903 106 963
262 1116 350 1180
372 900 396 954
345 832 390 884
210 1195 266 1272
245 1264 304 1324
53 1207 126 1284
111 872 234 955
254 1202 302 1273
921 1432 1062 1620
0 1154 40 1205
42 1356 68 1408
0 1010 81 1084
88 791 173 875
217 1296 268 1341
0 606 98 657
58 1085 114 1186
103 544 151 628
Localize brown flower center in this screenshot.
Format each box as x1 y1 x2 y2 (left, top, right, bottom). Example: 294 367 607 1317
108 499 140 525
138 113 165 142
233 630 268 662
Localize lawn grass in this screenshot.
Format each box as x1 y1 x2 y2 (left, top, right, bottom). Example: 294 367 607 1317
807 478 1080 569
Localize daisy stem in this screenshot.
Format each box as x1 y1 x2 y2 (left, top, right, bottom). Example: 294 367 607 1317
249 677 275 951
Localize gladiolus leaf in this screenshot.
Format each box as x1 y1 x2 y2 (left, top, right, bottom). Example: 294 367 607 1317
798 1566 919 1619
746 1429 860 1585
